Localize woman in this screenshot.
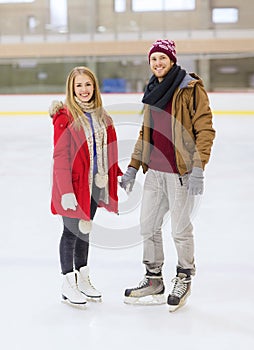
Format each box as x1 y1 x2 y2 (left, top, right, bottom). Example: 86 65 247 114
50 66 122 306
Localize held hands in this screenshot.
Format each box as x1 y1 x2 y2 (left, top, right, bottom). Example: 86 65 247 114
187 167 204 195
120 167 138 194
61 193 78 211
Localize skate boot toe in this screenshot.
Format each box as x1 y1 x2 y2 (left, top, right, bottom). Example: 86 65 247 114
124 288 133 297
167 295 180 305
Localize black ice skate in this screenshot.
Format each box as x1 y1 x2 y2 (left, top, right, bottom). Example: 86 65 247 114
124 271 166 305
167 270 191 312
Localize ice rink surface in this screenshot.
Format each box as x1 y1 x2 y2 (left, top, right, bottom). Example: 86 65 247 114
0 95 254 350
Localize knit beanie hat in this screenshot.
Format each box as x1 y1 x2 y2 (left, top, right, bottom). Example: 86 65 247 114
148 39 177 64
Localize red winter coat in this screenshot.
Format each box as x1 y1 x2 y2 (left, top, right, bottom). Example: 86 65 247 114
51 107 122 220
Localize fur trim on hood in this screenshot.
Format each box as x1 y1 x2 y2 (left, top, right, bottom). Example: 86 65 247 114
49 100 64 118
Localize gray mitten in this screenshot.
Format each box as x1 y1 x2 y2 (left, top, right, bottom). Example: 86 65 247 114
187 167 204 195
120 167 138 193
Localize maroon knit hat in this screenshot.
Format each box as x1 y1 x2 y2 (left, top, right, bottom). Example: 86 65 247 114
148 39 177 64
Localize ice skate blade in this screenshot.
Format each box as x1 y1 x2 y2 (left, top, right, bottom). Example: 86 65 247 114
80 291 102 302
61 296 87 309
124 294 166 305
168 300 187 312
85 295 102 303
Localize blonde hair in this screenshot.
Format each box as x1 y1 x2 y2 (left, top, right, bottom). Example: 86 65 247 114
65 66 103 128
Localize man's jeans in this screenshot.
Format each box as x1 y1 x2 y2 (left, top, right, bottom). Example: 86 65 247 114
140 169 196 276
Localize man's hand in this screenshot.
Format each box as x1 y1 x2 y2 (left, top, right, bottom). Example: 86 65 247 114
187 167 204 195
120 167 138 194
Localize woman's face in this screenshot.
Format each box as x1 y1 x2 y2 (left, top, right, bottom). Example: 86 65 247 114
74 73 94 102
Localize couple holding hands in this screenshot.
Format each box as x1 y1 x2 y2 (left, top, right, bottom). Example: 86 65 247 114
50 39 215 312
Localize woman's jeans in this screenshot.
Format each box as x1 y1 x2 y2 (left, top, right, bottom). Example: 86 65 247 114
59 184 100 274
140 169 196 276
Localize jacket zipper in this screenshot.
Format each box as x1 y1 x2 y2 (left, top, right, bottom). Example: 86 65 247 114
172 90 183 186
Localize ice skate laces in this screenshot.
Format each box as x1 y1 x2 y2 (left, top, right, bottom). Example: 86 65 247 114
132 276 149 290
171 276 190 298
86 276 97 291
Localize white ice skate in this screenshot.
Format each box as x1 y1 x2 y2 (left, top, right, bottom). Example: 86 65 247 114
76 266 102 301
61 271 87 308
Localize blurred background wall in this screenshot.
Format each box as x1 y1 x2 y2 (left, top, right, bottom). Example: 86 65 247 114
0 0 254 94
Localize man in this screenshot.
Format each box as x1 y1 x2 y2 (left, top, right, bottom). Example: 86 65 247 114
120 39 215 311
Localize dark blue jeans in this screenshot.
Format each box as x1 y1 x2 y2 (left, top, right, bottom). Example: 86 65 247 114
59 184 100 274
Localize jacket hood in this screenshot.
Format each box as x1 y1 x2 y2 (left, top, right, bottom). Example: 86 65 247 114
49 100 65 118
179 73 203 90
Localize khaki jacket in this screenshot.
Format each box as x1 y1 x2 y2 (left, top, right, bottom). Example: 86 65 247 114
129 73 215 175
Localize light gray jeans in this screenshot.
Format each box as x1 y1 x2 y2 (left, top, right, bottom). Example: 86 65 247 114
140 169 196 276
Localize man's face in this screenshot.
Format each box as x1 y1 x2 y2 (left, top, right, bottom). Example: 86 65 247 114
150 52 175 82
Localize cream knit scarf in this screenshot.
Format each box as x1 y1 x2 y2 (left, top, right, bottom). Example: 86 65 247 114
75 97 109 203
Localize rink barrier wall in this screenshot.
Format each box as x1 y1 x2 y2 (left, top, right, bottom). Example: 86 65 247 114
0 93 254 116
